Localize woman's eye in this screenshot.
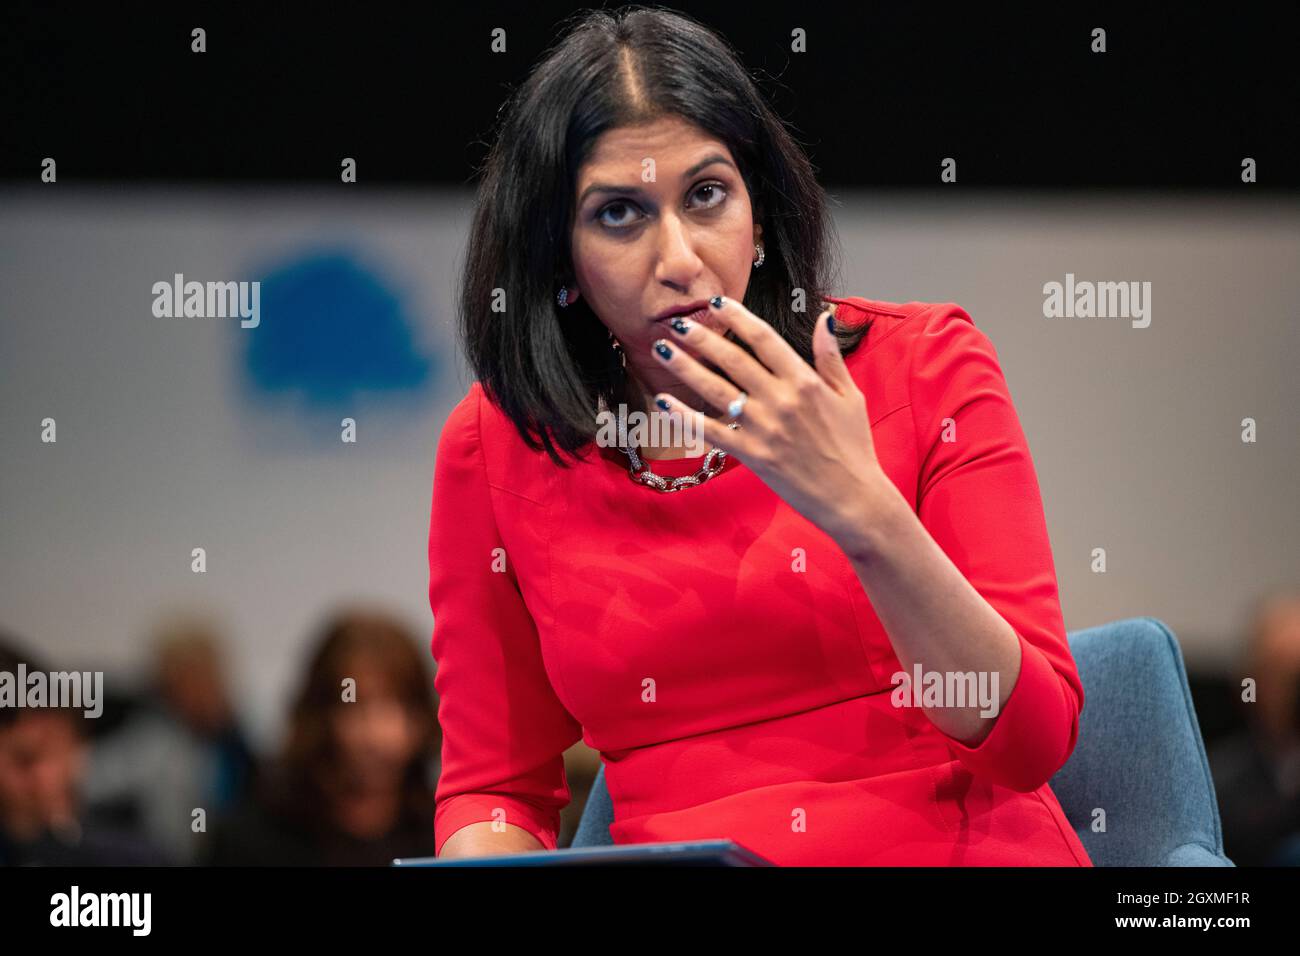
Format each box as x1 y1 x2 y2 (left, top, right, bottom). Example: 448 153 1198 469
689 182 727 210
595 183 728 230
596 201 639 228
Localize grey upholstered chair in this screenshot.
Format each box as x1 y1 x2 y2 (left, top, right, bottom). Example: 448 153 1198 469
571 617 1234 866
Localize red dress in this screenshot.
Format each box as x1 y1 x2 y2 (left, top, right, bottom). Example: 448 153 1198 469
427 296 1093 866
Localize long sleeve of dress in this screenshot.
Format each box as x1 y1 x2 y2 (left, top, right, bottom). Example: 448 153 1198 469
906 304 1085 793
427 384 584 854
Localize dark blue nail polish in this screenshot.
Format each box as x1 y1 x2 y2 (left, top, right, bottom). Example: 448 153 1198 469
653 341 673 360
669 316 691 335
709 295 725 309
655 397 671 411
826 311 836 334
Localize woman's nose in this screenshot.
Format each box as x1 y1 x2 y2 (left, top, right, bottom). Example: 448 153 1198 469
654 214 704 286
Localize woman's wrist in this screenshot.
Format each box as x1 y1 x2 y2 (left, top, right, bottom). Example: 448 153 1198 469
830 470 913 566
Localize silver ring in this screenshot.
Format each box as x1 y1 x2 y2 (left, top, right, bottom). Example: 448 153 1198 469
726 391 748 419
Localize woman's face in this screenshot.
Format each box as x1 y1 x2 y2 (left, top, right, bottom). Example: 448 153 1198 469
569 115 762 408
329 660 422 788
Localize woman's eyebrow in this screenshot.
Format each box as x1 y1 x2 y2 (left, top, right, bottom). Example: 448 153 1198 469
576 154 736 205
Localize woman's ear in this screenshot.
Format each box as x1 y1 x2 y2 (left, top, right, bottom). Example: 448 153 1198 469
557 282 582 307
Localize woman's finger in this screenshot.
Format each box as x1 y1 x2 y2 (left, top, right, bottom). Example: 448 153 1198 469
650 337 771 426
705 295 812 381
660 312 778 402
650 392 757 462
812 305 857 397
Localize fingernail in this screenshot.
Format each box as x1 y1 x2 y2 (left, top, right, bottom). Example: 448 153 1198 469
653 340 673 360
709 295 726 309
825 311 836 334
669 316 692 335
655 396 671 410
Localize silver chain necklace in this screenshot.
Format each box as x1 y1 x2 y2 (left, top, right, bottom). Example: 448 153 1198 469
618 422 741 493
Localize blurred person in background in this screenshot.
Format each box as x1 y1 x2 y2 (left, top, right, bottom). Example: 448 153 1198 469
0 633 169 865
82 611 255 864
1209 588 1300 865
202 607 441 865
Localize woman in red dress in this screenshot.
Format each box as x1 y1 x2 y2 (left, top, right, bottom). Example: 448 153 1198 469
428 8 1092 866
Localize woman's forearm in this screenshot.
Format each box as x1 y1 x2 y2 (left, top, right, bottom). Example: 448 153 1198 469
836 475 1022 747
438 821 546 858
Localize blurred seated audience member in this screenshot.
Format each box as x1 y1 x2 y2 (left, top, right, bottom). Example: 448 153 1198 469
1209 589 1300 865
82 611 255 864
202 607 441 865
0 633 170 865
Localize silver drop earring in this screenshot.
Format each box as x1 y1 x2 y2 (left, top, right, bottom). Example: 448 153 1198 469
557 286 570 307
753 242 765 268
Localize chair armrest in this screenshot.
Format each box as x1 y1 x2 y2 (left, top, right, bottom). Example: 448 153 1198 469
1163 842 1234 866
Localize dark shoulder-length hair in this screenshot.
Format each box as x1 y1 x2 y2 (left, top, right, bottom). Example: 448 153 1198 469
459 4 872 467
271 608 440 836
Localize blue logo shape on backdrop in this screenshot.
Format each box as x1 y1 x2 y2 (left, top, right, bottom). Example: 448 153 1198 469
241 249 437 411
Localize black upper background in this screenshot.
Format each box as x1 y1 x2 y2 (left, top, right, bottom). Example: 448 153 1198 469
1 2 1295 189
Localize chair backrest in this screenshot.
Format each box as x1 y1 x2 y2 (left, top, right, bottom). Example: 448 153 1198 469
571 617 1233 866
1053 616 1231 865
